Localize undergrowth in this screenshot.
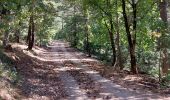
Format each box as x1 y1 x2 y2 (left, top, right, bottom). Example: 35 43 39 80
0 48 19 84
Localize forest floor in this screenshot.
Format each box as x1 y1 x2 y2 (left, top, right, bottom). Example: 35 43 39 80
0 40 170 100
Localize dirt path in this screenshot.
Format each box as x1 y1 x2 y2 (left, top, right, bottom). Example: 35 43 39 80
7 40 169 100
42 40 166 100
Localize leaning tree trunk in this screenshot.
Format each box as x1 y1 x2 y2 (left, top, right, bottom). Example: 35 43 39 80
106 0 116 66
104 19 116 66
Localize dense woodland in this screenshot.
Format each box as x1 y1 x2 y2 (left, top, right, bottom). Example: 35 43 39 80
0 0 170 98
57 0 170 76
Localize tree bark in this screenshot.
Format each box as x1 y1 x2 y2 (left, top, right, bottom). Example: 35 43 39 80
115 0 123 70
83 1 91 57
27 15 35 50
27 16 32 44
2 7 10 47
73 5 78 47
159 0 169 74
109 19 116 66
122 0 138 74
106 0 116 66
15 29 20 43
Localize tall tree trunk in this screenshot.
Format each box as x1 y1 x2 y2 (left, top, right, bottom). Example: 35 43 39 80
106 0 116 66
159 0 169 74
115 0 123 69
30 15 35 48
122 0 138 74
109 18 116 66
27 15 35 50
73 5 77 47
104 19 116 66
83 1 91 57
27 16 32 44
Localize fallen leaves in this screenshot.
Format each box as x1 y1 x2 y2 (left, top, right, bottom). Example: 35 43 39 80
67 69 101 99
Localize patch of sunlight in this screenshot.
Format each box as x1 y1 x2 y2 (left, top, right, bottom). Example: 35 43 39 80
12 43 27 49
22 50 47 61
55 67 82 72
33 47 46 53
0 89 13 100
32 95 49 100
97 79 111 83
85 70 99 74
123 75 142 81
35 58 96 62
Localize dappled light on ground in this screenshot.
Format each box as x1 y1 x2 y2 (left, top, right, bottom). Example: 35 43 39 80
2 40 169 100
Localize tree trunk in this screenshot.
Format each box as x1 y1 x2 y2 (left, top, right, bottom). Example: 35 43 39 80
109 19 116 66
115 0 123 70
130 45 137 73
27 16 32 44
15 29 20 43
162 49 168 73
122 0 138 74
105 0 116 66
73 5 78 47
159 0 169 74
27 15 35 50
30 16 35 49
2 7 10 47
83 1 91 57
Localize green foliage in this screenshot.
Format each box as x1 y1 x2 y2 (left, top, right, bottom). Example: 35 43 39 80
160 73 170 88
56 0 170 75
0 49 18 83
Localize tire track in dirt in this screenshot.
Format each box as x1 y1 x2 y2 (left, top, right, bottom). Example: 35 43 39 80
64 64 101 99
56 40 164 100
49 41 89 100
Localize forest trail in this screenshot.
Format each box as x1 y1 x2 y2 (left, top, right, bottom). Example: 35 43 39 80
7 40 168 100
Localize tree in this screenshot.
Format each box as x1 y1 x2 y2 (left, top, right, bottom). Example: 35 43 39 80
27 14 35 50
1 4 11 47
121 0 138 74
88 0 117 66
83 0 91 57
115 0 123 69
159 0 169 74
26 0 35 50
